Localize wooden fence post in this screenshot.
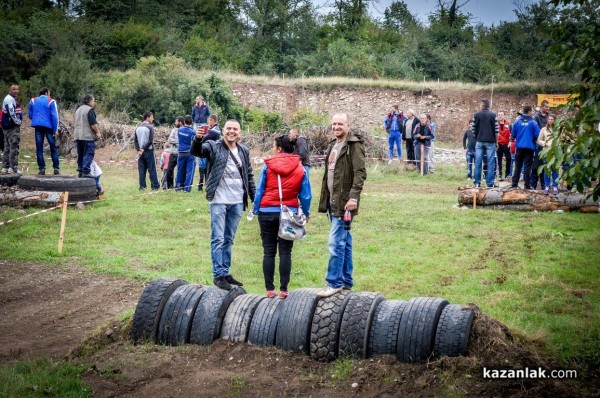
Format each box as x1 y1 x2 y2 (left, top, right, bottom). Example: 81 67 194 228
58 191 69 254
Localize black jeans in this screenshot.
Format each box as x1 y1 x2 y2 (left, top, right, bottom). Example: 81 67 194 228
258 212 294 292
165 153 178 189
530 146 546 190
497 143 511 178
138 149 160 190
512 148 534 189
405 139 415 165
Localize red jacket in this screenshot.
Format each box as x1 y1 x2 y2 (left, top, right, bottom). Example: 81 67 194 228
498 120 511 145
259 153 304 208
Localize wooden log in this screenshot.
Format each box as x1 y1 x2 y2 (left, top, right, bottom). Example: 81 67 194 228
0 190 64 207
458 187 599 213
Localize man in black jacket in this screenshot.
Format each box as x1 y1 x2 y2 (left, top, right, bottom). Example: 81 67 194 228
463 119 476 179
472 99 499 187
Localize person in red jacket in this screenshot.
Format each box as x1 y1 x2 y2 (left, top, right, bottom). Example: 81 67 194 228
496 111 511 179
252 135 312 299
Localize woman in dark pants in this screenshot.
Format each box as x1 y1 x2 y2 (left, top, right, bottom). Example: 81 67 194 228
252 136 312 298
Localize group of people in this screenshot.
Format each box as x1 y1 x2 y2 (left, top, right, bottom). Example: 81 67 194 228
464 99 559 194
383 106 437 174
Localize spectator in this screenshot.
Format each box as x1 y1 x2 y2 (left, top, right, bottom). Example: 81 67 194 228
165 116 183 189
190 119 256 290
90 160 104 196
134 111 160 191
496 111 511 180
537 114 559 195
192 95 210 129
289 128 311 171
531 100 550 190
28 87 60 175
253 135 312 299
413 114 435 175
426 114 436 173
74 94 100 178
176 116 196 192
160 145 170 190
316 113 366 297
2 84 23 174
463 119 476 180
384 105 404 164
197 114 222 191
511 105 541 189
472 99 499 187
402 110 418 166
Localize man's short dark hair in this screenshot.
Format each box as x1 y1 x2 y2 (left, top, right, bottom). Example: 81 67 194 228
392 104 399 110
143 111 153 121
523 105 533 114
39 87 49 96
426 113 432 121
481 99 490 109
184 115 193 126
82 94 94 104
176 116 185 124
208 114 218 123
541 100 549 106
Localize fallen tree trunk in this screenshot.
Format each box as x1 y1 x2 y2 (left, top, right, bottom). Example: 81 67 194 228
458 187 599 213
0 191 65 207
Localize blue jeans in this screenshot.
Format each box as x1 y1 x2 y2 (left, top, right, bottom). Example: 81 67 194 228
176 154 196 192
466 150 475 178
76 140 95 175
94 176 102 191
210 203 243 279
326 214 353 289
35 127 59 171
138 149 160 190
414 142 430 174
474 141 496 187
388 130 402 159
544 168 559 188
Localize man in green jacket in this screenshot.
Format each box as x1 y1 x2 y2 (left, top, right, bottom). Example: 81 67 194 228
317 113 367 297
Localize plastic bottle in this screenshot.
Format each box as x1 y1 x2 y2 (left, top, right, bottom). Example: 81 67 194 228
344 209 352 230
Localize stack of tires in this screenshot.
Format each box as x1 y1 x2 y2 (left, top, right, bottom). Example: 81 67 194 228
132 279 475 364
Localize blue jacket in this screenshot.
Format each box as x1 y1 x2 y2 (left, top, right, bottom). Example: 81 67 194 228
28 95 59 133
177 126 196 153
511 114 540 150
384 112 405 131
192 103 211 125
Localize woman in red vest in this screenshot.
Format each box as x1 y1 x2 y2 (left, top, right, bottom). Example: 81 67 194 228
252 135 312 299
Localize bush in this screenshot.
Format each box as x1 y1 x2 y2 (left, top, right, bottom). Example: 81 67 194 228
242 109 285 133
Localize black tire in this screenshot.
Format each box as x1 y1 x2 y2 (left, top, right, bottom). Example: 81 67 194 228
157 285 207 346
368 300 408 357
276 288 321 354
17 175 97 202
247 298 284 346
189 286 245 345
131 278 188 344
338 292 385 359
433 304 475 358
396 297 449 363
0 173 20 187
220 294 265 343
309 291 354 362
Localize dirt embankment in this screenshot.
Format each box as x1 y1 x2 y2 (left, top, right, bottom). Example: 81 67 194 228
232 84 535 144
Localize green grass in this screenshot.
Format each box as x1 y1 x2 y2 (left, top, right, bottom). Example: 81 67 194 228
1 161 599 368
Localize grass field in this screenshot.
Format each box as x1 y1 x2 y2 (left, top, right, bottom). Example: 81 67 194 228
1 160 599 369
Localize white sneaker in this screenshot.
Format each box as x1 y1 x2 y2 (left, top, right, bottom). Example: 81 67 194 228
1 168 9 174
387 160 393 165
13 169 22 175
316 285 342 298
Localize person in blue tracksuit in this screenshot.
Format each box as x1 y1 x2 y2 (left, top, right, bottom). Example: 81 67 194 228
28 87 60 175
511 105 541 189
383 105 404 163
176 115 197 192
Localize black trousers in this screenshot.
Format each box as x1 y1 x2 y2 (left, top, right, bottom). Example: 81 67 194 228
405 139 415 164
512 148 534 189
530 147 546 190
165 153 178 189
497 143 511 178
258 212 294 292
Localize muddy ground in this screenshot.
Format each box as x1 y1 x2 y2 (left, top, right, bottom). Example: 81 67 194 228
0 261 597 397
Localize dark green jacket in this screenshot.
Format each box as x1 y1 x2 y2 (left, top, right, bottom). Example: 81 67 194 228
318 131 367 217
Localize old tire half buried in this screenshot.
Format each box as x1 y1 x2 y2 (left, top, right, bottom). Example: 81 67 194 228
310 290 354 362
247 297 284 346
368 300 408 357
189 286 245 345
157 285 207 346
433 304 475 358
220 294 265 343
338 292 385 359
276 288 320 354
396 297 449 363
131 278 188 344
0 173 20 187
17 175 97 202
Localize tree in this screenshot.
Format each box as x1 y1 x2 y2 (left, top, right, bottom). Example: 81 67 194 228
544 0 600 199
383 1 419 32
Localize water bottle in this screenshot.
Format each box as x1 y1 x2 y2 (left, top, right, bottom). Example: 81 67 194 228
246 211 255 221
343 209 352 230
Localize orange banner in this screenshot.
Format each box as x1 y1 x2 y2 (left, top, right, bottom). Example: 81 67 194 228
537 94 577 108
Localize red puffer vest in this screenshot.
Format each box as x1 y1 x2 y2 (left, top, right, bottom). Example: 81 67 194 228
259 153 304 208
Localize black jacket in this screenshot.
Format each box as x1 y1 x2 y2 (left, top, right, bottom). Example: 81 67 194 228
463 130 476 150
472 109 498 143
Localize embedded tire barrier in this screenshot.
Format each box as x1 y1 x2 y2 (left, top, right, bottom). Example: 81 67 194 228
190 286 245 345
338 292 385 359
276 288 321 354
132 279 476 365
397 297 449 363
247 297 284 346
434 304 475 358
131 278 188 344
17 174 97 202
0 173 20 187
221 294 265 343
157 284 207 346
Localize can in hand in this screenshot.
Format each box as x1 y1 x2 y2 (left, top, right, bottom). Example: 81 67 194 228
343 209 352 230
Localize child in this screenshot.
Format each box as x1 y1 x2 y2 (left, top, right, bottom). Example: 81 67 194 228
160 146 170 190
90 160 104 196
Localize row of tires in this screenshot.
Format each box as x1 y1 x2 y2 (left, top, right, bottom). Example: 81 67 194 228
0 174 97 202
132 279 475 363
